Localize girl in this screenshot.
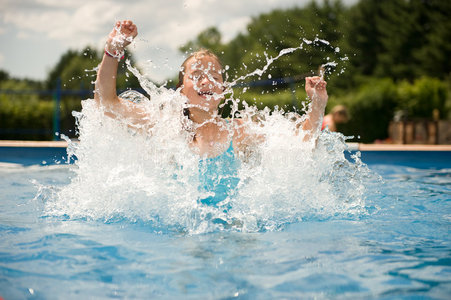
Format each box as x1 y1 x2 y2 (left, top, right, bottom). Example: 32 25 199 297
95 20 328 159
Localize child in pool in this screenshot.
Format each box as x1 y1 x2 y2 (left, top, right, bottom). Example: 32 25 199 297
322 105 349 132
95 20 329 158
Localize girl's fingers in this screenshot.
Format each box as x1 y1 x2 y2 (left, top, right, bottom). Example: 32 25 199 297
306 77 327 91
112 20 137 36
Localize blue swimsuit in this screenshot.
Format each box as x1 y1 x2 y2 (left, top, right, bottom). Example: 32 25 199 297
197 141 240 208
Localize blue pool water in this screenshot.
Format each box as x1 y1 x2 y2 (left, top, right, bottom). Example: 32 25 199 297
0 148 450 299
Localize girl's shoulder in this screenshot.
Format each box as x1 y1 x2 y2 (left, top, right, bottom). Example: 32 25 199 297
228 118 249 148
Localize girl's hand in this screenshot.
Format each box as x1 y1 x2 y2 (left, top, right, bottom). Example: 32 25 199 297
305 76 328 108
300 76 328 138
105 20 138 56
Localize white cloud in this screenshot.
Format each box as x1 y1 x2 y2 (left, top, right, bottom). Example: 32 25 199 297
150 18 206 49
4 10 69 35
3 0 123 48
219 16 250 42
16 31 31 39
35 0 79 8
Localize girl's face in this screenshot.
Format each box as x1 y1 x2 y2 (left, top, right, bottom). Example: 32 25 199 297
181 55 224 112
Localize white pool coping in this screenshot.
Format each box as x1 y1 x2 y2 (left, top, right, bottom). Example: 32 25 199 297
0 140 450 151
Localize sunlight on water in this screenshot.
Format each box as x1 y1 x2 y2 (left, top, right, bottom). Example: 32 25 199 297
40 40 372 234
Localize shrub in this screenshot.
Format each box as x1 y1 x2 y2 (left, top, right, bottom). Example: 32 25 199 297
398 77 448 119
0 95 54 140
226 86 307 116
329 78 399 143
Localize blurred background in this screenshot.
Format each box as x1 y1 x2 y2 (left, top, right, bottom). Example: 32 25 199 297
1 0 450 143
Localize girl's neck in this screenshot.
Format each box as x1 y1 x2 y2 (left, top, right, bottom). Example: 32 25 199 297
189 107 220 125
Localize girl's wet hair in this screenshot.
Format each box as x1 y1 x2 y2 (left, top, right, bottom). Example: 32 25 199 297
176 49 223 89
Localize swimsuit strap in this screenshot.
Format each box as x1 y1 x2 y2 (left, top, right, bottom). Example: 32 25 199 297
226 139 234 154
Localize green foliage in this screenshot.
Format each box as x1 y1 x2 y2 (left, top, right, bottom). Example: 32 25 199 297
398 77 449 119
344 0 451 81
0 79 45 101
58 51 98 90
414 1 451 77
0 70 10 81
328 76 450 142
46 46 141 91
0 69 79 140
217 85 308 119
224 0 347 82
328 78 399 143
180 27 225 55
230 87 307 112
180 1 347 89
46 49 79 90
0 91 82 140
0 80 54 140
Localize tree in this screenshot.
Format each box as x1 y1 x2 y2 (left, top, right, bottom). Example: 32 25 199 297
179 0 348 94
180 27 224 55
46 46 141 91
0 70 10 82
413 0 451 79
223 1 347 81
344 0 451 81
344 0 385 78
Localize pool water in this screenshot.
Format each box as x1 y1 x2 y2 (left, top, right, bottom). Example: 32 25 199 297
0 150 450 299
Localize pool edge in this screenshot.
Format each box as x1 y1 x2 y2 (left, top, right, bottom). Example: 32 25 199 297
0 140 68 148
1 140 450 151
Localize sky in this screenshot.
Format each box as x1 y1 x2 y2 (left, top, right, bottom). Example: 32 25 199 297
0 0 357 84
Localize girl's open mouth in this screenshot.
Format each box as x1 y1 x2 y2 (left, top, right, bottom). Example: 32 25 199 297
198 91 213 98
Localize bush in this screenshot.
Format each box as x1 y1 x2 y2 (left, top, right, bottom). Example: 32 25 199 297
328 78 399 143
225 86 307 117
398 77 449 119
0 79 83 140
328 76 450 143
0 95 82 140
0 95 54 140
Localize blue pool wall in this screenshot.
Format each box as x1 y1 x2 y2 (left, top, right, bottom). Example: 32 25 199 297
0 147 72 166
0 146 450 169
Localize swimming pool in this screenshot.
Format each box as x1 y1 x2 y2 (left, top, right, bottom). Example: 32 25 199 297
0 146 450 299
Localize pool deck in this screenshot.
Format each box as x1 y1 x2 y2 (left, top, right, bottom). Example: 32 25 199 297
0 140 68 148
0 140 450 151
349 143 451 151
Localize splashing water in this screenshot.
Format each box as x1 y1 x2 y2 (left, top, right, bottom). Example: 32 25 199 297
41 41 371 234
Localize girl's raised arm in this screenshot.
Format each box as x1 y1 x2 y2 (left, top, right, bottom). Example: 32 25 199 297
301 76 328 140
94 20 149 126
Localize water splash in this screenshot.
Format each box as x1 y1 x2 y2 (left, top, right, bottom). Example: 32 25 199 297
40 41 370 234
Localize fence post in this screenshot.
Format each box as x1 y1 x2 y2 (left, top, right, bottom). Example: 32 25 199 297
53 78 61 140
